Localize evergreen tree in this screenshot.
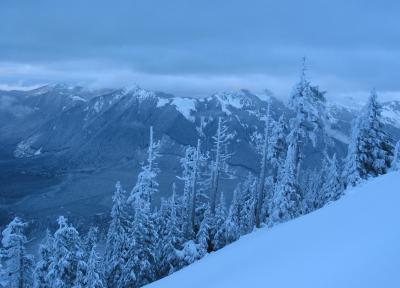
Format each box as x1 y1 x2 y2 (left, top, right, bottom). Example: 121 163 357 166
158 190 185 276
212 192 228 250
224 187 241 244
321 154 344 203
255 103 271 228
270 141 302 225
239 175 257 234
210 117 233 215
0 217 34 288
104 181 130 288
343 90 394 186
84 226 98 259
85 246 104 288
47 216 86 288
196 207 211 257
128 126 160 205
288 58 328 186
179 140 207 238
391 141 400 171
120 126 160 286
34 230 54 288
268 115 288 184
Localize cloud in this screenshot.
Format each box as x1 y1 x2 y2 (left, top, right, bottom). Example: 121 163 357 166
0 0 399 101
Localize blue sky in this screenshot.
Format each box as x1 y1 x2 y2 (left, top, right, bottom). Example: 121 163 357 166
0 0 399 101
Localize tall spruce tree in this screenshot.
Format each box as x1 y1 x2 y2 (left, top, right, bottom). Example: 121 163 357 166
270 140 302 224
255 103 271 228
321 154 344 203
123 126 160 287
47 216 86 288
343 90 393 186
104 181 130 288
212 192 228 250
392 141 400 171
34 230 54 288
0 217 34 288
210 117 233 215
85 245 104 288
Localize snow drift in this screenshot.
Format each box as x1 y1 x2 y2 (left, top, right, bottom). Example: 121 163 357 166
148 172 400 288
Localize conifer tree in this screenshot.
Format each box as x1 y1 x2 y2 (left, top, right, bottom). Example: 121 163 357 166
343 90 394 186
268 115 288 184
224 187 241 244
322 154 344 203
47 216 86 288
210 117 233 215
158 190 184 276
34 230 54 288
255 103 271 228
85 245 104 288
212 192 228 250
0 217 34 288
179 139 207 237
239 175 257 234
104 182 130 288
392 141 400 171
196 207 211 257
270 140 302 224
288 58 328 180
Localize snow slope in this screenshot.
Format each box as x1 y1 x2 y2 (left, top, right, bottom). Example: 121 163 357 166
148 172 400 288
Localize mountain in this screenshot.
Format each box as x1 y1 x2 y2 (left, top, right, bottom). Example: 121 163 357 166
147 171 400 288
0 84 399 227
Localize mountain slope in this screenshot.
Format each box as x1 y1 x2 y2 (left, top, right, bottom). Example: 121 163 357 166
148 172 400 288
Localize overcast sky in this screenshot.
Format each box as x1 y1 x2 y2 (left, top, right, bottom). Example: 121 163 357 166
0 0 399 101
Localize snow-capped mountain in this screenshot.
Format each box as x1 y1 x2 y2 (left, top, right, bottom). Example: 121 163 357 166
0 84 399 226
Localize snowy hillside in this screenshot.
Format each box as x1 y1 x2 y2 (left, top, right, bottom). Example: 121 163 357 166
148 172 400 288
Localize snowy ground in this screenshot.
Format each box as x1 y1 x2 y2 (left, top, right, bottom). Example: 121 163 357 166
148 172 400 288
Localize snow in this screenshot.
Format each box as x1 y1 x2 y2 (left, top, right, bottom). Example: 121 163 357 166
70 95 87 102
171 98 197 122
14 135 39 158
382 104 400 128
156 98 170 108
212 91 251 115
148 172 400 288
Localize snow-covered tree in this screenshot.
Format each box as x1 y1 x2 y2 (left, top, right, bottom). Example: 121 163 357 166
209 117 234 215
268 115 288 183
255 103 271 228
34 230 54 288
104 181 130 288
85 246 104 288
122 193 157 287
321 154 344 203
343 90 394 187
158 190 185 276
47 216 86 288
196 207 211 257
270 140 302 225
114 126 161 286
391 141 400 171
0 217 34 288
223 187 241 244
179 139 207 237
84 226 98 258
128 126 160 206
288 58 328 179
212 192 228 250
301 168 323 213
239 175 257 234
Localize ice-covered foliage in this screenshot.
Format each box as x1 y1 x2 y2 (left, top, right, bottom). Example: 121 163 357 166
343 90 394 186
1 217 34 288
391 141 400 171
